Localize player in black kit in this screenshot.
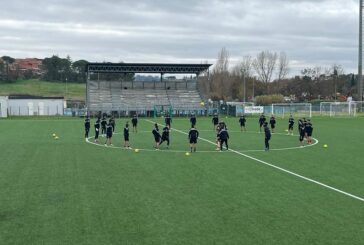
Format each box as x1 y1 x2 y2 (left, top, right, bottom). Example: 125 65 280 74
239 115 246 132
269 115 276 133
264 122 271 151
101 116 107 136
259 113 266 132
212 113 219 130
165 114 172 129
188 126 199 152
104 121 113 146
305 119 313 144
218 126 229 151
152 123 161 150
84 117 90 138
94 117 100 143
190 113 197 127
299 121 306 146
131 114 138 133
124 122 130 148
160 125 170 148
109 116 116 132
288 114 294 135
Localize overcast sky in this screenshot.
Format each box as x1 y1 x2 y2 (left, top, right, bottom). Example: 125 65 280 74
0 0 359 75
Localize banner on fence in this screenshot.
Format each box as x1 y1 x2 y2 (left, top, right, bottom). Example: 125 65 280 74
244 106 264 114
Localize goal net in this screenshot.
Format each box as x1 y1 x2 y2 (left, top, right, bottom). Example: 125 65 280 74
271 103 312 118
320 101 364 117
153 104 173 118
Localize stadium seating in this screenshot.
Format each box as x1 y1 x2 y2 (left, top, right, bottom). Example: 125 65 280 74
88 80 204 111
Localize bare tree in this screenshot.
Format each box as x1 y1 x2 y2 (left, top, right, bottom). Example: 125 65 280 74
253 51 278 93
211 47 230 99
277 52 289 81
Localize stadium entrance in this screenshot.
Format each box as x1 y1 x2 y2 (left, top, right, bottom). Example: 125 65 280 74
85 63 211 117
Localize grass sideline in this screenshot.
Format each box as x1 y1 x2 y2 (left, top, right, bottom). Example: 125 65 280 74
0 79 85 100
0 116 364 244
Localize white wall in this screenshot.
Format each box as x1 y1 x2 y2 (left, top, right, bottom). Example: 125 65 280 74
8 99 64 116
0 96 8 118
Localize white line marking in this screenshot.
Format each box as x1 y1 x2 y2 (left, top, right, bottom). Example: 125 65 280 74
145 119 364 203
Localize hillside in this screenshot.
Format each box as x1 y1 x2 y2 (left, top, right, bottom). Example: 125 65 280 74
0 79 85 100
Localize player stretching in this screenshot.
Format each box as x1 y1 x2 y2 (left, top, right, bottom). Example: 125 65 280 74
94 117 100 143
264 122 271 151
288 115 294 135
131 114 138 133
152 123 161 150
165 114 172 129
259 113 266 132
212 113 219 130
190 113 197 127
84 117 90 138
269 115 276 133
239 115 246 132
160 125 170 148
188 126 199 152
124 122 130 148
305 119 313 144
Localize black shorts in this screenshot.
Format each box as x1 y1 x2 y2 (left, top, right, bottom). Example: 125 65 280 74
240 123 245 127
299 134 305 142
288 125 293 130
106 133 112 139
307 132 312 137
271 125 275 129
260 123 264 127
154 137 161 143
124 135 129 141
132 122 137 127
189 138 197 144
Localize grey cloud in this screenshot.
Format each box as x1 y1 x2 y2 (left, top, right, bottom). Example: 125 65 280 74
0 0 360 75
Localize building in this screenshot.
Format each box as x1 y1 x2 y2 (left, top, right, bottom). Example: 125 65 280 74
0 96 8 118
6 95 64 116
10 58 43 75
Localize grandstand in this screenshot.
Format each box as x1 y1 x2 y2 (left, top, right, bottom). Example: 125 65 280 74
86 63 211 115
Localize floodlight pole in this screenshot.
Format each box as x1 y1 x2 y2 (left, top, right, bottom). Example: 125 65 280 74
359 0 363 102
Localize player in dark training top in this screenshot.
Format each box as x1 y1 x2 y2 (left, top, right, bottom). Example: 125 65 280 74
101 116 107 136
259 113 266 132
188 126 199 152
94 117 100 143
218 126 229 151
109 116 116 132
131 114 138 133
160 125 170 148
212 113 219 130
269 115 276 133
264 122 271 151
299 121 306 146
305 119 313 145
239 115 246 132
123 122 130 148
190 113 197 127
288 115 294 135
152 123 161 150
84 117 90 138
165 114 172 129
104 121 113 146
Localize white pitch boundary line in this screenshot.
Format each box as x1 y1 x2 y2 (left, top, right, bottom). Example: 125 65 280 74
145 119 364 203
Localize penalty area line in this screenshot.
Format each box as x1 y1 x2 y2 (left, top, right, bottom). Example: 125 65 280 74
145 119 364 203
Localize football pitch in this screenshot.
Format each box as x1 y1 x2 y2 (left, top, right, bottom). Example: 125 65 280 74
0 116 364 244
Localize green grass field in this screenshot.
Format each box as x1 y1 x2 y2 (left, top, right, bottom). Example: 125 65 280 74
0 79 85 100
0 116 364 245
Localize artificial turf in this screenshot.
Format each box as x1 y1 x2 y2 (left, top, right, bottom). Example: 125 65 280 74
0 116 364 245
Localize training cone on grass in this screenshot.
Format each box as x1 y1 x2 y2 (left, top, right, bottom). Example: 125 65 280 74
52 133 56 137
185 152 190 156
323 144 328 148
55 136 59 140
134 149 139 153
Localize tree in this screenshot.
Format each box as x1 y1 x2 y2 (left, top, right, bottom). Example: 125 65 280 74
277 52 289 81
211 47 230 100
253 51 278 93
1 56 16 82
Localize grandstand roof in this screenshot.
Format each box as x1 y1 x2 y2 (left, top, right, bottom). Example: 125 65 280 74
86 63 211 75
